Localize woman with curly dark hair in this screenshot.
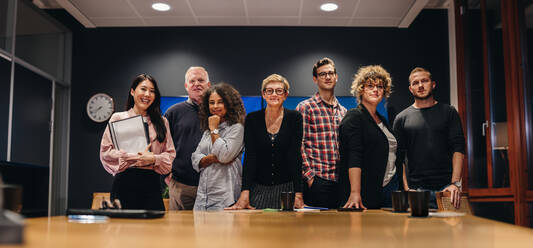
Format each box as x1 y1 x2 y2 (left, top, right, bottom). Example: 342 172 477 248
192 83 245 210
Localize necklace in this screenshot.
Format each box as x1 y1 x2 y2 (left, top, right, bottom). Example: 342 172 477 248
265 108 284 134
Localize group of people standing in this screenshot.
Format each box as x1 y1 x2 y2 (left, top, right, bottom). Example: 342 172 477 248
99 57 465 211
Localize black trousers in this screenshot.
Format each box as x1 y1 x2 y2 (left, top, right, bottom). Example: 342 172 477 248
111 168 164 211
303 177 339 209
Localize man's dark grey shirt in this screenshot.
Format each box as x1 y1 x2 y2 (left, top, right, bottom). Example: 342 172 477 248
393 102 465 190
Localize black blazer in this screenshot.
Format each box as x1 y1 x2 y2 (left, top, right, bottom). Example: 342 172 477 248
242 108 303 192
338 104 402 209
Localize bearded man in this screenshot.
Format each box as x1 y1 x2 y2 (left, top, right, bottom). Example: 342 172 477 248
393 67 465 209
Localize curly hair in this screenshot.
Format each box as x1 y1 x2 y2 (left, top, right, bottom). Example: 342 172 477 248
199 83 245 131
351 65 392 104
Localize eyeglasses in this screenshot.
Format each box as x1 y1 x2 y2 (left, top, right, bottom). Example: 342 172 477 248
317 71 336 78
364 83 384 90
263 88 286 95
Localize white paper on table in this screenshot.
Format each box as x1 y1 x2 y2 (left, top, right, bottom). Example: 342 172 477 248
109 115 149 154
224 209 264 213
294 208 320 212
429 212 466 217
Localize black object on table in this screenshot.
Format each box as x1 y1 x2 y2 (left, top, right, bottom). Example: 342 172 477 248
67 209 165 219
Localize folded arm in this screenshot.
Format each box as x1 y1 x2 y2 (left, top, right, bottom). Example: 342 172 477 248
211 123 244 164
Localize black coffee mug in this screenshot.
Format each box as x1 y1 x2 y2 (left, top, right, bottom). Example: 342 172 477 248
280 192 295 211
408 190 430 217
391 190 409 212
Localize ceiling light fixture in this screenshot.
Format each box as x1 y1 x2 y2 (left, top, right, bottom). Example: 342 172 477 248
320 3 338 12
152 3 171 11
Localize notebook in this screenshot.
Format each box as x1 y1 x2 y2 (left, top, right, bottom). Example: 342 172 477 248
108 115 150 153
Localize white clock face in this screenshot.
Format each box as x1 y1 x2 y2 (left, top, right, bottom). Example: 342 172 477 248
87 93 114 123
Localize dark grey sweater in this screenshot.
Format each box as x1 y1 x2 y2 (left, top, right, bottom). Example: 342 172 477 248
164 100 202 186
393 102 465 190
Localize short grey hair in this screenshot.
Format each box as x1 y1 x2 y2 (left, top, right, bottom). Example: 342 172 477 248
185 66 210 83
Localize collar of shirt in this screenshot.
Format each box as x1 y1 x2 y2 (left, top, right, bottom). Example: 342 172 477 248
186 98 200 110
312 92 340 109
186 98 195 105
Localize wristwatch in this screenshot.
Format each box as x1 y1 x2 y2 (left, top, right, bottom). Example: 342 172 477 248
210 129 219 135
451 181 462 188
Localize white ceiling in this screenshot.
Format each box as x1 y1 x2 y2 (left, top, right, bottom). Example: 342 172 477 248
33 0 450 28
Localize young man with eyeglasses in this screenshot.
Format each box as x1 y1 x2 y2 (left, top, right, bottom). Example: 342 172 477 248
392 67 465 209
296 57 347 209
165 66 211 210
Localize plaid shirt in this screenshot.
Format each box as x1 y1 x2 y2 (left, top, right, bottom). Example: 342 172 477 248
296 93 347 182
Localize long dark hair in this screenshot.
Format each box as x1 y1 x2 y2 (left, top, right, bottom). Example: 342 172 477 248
126 74 166 143
199 83 245 131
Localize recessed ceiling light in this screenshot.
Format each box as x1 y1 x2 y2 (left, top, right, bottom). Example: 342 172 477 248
320 3 338 12
152 3 171 11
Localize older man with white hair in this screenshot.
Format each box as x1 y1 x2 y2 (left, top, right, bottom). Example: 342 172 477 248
165 66 211 210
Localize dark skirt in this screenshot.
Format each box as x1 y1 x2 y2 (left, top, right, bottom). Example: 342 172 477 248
111 168 164 211
250 182 293 209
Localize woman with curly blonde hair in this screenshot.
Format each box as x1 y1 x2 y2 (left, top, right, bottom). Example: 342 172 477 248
338 65 402 209
192 83 245 210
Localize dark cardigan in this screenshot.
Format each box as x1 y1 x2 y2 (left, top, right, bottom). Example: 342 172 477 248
337 104 402 209
242 108 303 193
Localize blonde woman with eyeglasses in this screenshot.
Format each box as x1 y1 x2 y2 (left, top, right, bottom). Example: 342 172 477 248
226 74 304 210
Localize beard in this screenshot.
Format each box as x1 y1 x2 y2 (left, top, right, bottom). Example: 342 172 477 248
414 89 434 100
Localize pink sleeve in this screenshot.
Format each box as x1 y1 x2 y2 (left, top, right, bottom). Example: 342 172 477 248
99 114 136 176
152 118 176 175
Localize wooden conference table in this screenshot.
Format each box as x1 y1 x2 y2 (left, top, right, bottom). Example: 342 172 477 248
8 210 533 248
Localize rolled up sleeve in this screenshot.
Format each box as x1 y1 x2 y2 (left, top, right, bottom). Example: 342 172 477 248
191 132 208 172
212 124 244 164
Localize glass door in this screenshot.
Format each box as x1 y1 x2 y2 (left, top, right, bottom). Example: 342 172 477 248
464 0 488 189
459 0 533 226
460 0 516 224
463 0 511 193
485 0 510 189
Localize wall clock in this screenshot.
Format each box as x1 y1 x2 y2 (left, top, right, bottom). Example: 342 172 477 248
87 93 114 123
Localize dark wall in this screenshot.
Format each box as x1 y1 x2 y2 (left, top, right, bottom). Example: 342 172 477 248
58 10 450 208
